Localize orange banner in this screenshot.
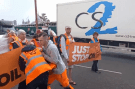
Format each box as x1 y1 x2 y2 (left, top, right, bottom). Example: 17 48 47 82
68 42 101 66
0 48 26 89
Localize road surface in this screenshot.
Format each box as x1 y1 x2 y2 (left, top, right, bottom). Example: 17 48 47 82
12 50 135 89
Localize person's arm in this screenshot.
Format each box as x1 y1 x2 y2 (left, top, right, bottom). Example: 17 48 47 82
61 36 69 60
12 42 19 49
19 56 26 72
42 46 59 64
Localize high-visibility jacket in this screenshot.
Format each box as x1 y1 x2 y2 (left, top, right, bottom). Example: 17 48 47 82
20 48 52 85
60 33 74 52
31 39 40 47
14 39 28 47
13 35 18 41
89 38 99 43
53 36 58 46
9 35 19 50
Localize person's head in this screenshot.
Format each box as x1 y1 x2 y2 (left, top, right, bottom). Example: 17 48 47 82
28 28 30 31
49 28 56 37
9 30 15 36
17 29 26 40
38 32 49 46
7 29 10 33
93 32 99 39
65 26 71 35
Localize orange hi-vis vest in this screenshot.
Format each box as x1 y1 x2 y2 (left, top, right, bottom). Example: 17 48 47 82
9 35 19 50
31 39 40 47
60 33 74 51
53 36 58 46
15 39 28 47
89 38 99 43
20 48 52 85
13 35 19 41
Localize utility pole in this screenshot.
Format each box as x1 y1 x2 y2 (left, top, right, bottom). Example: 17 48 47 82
34 0 38 33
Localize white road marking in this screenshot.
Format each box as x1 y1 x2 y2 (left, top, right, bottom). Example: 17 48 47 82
75 65 122 74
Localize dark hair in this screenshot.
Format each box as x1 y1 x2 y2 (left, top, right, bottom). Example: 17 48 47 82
93 32 99 36
38 32 48 38
33 34 38 39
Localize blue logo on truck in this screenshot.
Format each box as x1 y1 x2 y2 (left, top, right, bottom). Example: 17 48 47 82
75 1 117 36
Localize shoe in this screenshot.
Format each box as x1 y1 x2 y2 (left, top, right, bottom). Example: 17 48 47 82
69 81 76 85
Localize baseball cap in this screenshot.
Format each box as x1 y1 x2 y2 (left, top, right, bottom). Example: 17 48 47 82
65 26 71 29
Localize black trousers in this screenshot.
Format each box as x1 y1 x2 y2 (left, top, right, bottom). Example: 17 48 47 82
18 80 26 89
92 60 98 72
26 71 49 89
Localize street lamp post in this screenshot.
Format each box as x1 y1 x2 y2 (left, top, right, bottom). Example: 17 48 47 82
34 0 38 33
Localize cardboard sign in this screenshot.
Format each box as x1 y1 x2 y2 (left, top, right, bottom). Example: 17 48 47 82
0 47 26 89
68 42 101 66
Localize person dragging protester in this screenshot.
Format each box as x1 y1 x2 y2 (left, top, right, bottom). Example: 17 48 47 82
90 32 102 74
19 44 52 89
60 26 76 85
38 32 74 89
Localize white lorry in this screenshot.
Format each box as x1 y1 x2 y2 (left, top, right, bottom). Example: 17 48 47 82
57 0 135 52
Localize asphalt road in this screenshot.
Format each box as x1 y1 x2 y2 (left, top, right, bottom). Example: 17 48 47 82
11 52 135 89
12 37 135 89
50 53 135 89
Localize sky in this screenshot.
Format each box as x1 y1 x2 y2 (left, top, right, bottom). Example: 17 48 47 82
0 0 85 25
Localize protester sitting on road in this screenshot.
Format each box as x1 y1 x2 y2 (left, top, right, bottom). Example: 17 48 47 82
12 29 28 89
12 29 28 49
90 32 102 74
8 30 19 51
38 32 74 89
